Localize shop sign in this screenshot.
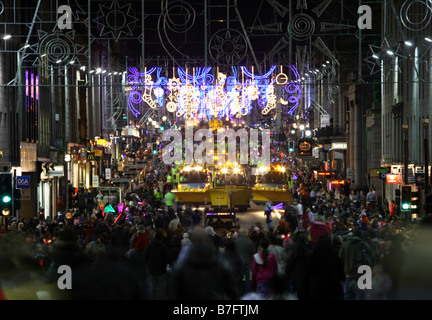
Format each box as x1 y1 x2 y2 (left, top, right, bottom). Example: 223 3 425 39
87 152 96 161
331 142 347 150
97 139 106 146
47 165 64 177
93 150 103 157
298 139 313 157
92 175 99 188
386 174 399 184
370 168 387 178
320 114 330 128
16 176 30 189
46 165 64 177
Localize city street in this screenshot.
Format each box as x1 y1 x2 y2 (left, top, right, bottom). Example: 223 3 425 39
1 0 432 304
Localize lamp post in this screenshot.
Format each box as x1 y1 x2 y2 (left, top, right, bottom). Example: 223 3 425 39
402 124 409 223
403 124 409 186
424 118 429 194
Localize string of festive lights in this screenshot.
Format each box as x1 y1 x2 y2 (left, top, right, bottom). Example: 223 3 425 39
126 65 302 121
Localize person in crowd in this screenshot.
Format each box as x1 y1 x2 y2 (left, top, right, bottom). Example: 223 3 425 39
234 228 256 294
154 188 163 208
219 239 245 292
168 239 239 299
306 236 345 300
309 215 330 244
163 189 176 209
366 188 377 208
251 238 278 298
268 233 286 275
144 231 172 300
205 226 224 252
264 202 273 230
338 230 374 300
285 230 312 300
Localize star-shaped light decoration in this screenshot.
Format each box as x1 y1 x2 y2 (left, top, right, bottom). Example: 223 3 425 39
209 28 248 66
364 44 384 76
93 0 138 43
65 0 86 20
34 29 86 77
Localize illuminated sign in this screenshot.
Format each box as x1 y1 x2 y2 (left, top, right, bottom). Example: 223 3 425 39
16 176 30 189
331 180 345 185
331 142 347 150
298 139 312 157
96 139 106 146
121 127 140 137
93 149 103 157
386 174 400 184
317 171 332 176
87 152 96 161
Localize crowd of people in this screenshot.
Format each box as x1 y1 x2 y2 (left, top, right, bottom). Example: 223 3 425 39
1 134 432 300
2 162 432 300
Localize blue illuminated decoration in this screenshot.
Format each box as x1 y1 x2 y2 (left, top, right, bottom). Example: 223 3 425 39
240 65 277 80
177 67 212 85
286 65 302 115
126 64 302 121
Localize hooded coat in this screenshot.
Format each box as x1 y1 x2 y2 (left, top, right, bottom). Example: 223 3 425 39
338 233 372 277
251 251 278 291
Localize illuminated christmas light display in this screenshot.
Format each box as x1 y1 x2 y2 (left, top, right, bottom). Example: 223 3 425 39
126 65 302 120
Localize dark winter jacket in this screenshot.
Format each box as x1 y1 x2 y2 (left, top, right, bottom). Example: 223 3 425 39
144 233 172 277
306 237 345 300
338 234 372 277
168 242 239 300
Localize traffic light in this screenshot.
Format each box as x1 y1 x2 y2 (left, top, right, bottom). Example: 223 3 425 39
152 143 158 155
395 188 400 210
0 173 13 216
14 188 21 211
401 186 411 210
288 141 295 152
411 191 420 215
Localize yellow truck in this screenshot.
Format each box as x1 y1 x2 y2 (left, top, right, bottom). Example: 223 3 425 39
209 162 252 211
252 165 292 204
171 165 211 205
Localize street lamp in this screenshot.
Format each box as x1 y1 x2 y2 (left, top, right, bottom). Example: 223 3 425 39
424 118 429 194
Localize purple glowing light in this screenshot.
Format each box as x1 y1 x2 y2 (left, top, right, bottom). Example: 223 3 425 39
240 65 277 80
